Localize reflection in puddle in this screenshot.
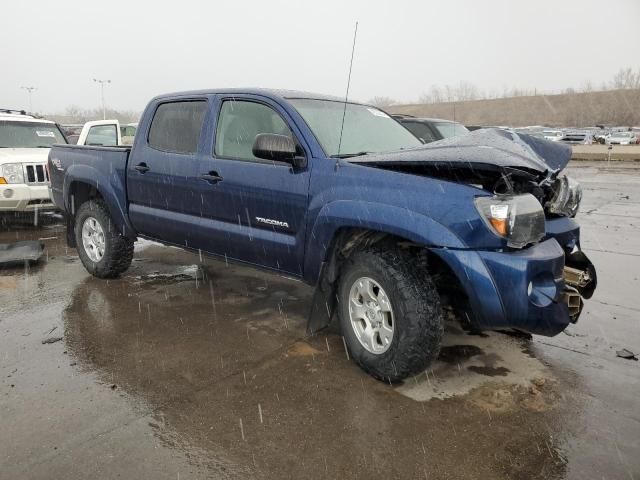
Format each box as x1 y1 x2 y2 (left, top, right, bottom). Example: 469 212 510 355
61 246 572 479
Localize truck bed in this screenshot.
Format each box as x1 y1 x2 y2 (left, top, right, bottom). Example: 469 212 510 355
48 144 131 214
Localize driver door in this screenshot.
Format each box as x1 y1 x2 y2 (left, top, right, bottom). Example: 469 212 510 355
192 97 311 275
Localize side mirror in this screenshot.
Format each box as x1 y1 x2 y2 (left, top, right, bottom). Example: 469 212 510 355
252 133 305 167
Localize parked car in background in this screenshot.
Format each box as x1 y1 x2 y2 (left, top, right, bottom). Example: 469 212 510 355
76 120 122 146
561 130 594 145
542 130 564 142
393 115 469 143
466 125 510 131
61 124 83 144
592 129 609 144
513 126 545 136
63 121 124 146
606 131 639 145
120 123 138 145
0 109 67 213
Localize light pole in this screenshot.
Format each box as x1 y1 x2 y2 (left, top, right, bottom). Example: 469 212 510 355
21 86 37 112
93 78 111 119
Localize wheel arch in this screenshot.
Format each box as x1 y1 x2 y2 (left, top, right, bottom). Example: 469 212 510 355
306 222 470 334
303 200 464 286
63 164 136 246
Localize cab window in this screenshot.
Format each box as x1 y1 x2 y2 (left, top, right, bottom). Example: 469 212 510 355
148 101 207 154
215 100 293 161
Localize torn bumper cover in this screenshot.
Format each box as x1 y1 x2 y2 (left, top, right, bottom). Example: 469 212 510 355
432 238 596 336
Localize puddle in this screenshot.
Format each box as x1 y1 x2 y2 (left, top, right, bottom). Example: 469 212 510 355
397 328 551 401
131 264 202 285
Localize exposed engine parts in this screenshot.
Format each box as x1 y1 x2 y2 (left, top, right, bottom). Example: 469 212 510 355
563 286 583 323
563 265 593 290
547 175 583 217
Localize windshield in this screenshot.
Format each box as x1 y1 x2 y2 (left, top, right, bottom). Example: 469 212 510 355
613 132 632 137
433 122 469 138
289 99 421 157
0 121 67 148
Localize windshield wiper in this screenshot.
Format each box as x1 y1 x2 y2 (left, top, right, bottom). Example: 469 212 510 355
330 151 370 159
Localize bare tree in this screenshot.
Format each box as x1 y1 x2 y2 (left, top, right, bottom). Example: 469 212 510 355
368 96 397 107
455 81 479 101
611 67 640 89
581 81 593 93
50 106 140 124
419 85 445 104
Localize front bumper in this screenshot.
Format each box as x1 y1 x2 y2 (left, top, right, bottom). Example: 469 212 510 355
433 235 596 336
0 184 56 212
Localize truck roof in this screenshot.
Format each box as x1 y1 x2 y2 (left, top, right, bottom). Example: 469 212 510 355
0 109 55 124
152 88 347 103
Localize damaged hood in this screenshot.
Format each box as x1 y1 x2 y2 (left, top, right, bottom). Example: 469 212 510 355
349 128 572 175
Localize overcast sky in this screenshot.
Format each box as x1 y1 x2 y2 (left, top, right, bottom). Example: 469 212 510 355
2 0 639 113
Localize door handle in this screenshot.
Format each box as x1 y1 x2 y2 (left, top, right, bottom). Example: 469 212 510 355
201 171 223 184
135 163 150 173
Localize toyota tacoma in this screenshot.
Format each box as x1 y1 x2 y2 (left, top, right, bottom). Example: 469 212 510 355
48 89 597 381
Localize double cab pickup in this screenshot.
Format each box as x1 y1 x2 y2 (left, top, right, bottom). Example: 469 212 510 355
48 89 596 381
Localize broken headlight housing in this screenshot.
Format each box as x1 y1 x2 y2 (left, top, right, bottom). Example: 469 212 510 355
475 193 545 248
547 175 582 217
0 163 25 184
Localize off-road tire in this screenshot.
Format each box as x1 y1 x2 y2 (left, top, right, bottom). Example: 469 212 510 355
338 248 444 382
74 200 134 278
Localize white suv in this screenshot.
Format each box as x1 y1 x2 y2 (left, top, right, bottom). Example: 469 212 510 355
0 109 67 213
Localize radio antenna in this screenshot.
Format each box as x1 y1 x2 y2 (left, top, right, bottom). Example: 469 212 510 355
337 21 358 156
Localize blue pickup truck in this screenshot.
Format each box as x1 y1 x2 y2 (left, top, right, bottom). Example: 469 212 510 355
48 89 596 381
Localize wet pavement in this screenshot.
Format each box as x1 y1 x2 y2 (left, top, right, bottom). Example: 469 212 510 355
1 161 638 479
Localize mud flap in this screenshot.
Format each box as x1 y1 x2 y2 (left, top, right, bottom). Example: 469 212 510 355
66 213 77 248
307 262 337 334
0 241 45 266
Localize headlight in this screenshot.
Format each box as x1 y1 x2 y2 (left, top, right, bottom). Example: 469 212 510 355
0 163 25 184
475 193 545 248
547 175 582 217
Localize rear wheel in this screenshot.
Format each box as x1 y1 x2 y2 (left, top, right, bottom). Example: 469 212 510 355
338 249 444 382
74 200 133 278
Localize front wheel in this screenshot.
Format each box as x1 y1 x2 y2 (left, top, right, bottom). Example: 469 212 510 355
338 249 444 382
74 200 134 278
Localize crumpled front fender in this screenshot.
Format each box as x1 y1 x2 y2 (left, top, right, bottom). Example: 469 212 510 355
303 200 464 285
432 238 575 336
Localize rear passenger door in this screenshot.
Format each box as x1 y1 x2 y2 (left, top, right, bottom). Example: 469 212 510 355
127 99 208 246
193 96 311 275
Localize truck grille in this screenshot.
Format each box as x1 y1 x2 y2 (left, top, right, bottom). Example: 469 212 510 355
23 163 49 184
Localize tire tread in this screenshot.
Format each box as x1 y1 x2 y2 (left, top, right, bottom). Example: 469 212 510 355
339 247 444 382
75 199 133 278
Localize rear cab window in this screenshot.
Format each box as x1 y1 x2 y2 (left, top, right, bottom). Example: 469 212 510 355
148 101 207 154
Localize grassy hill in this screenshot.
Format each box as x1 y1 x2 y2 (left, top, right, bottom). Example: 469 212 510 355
386 89 640 127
